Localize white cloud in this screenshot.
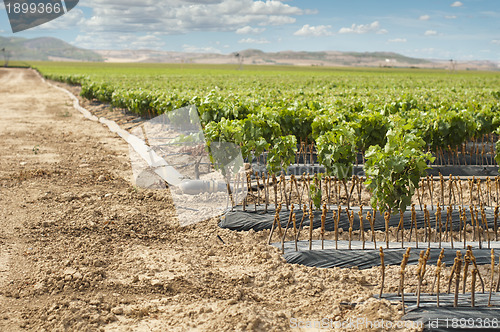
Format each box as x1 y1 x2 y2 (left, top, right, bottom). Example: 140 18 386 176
492 40 500 45
424 30 438 36
70 0 307 50
182 44 222 53
294 24 333 37
236 26 265 34
338 21 387 34
419 15 430 21
35 8 85 30
445 15 457 19
388 38 407 43
451 1 463 7
238 37 270 44
76 0 304 34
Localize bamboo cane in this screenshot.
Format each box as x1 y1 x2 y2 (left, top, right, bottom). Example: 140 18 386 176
417 180 423 211
281 204 294 253
448 206 454 249
448 174 454 207
384 211 390 249
308 206 314 250
477 178 483 206
495 205 499 241
481 206 490 249
296 204 308 241
335 205 342 249
379 247 385 298
427 175 434 210
469 178 474 207
469 205 476 242
440 173 445 207
454 251 463 307
475 206 482 249
424 205 431 248
416 251 424 307
496 255 500 292
436 203 442 247
293 213 298 251
367 211 376 250
470 252 485 293
488 249 495 306
321 204 326 250
436 252 444 307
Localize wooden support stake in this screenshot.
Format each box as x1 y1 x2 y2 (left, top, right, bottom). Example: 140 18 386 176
267 204 282 245
463 249 471 294
379 247 385 298
398 210 404 248
359 207 365 249
348 209 354 250
399 247 411 314
471 267 478 307
447 251 461 294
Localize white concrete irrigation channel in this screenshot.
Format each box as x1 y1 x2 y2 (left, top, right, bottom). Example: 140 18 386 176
33 68 185 186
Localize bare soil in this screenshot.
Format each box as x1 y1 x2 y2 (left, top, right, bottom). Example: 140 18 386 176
0 68 462 331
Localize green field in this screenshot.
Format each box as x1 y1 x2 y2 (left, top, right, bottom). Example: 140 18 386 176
32 61 500 148
29 61 500 212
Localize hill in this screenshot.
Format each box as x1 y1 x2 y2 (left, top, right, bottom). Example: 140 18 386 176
95 48 499 70
0 36 103 62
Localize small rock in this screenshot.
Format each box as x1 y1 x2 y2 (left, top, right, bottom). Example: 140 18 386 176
111 307 124 315
20 162 27 166
151 279 163 287
79 164 90 168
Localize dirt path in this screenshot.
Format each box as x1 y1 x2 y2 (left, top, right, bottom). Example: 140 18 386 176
0 68 415 331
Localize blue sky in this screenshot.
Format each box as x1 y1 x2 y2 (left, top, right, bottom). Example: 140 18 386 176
0 0 499 61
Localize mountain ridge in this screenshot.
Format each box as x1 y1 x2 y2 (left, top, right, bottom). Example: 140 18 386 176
0 36 103 62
